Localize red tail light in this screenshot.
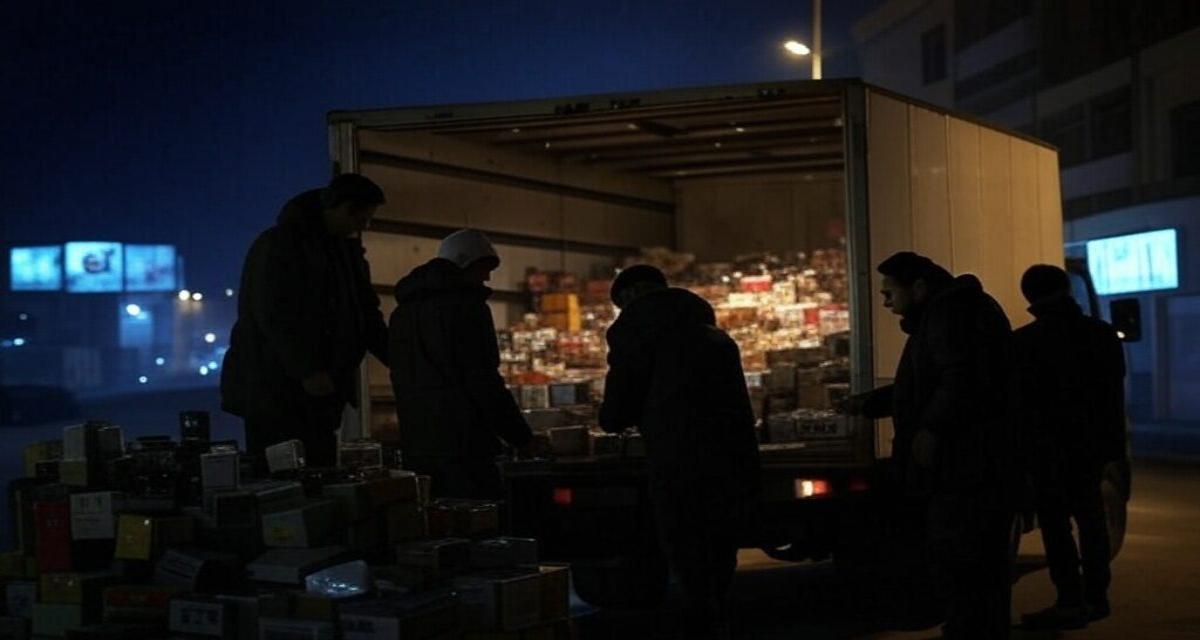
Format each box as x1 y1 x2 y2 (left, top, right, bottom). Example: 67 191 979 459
552 487 573 506
794 478 832 499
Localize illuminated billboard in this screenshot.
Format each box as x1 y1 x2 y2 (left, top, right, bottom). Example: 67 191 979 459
124 244 177 292
10 246 63 291
65 242 124 293
1087 229 1180 296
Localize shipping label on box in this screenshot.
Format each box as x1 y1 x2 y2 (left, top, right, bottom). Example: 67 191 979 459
201 452 240 491
261 500 339 548
452 570 542 632
469 538 539 569
70 493 124 541
35 502 72 572
169 596 235 638
5 582 37 619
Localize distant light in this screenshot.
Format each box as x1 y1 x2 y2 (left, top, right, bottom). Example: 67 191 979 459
511 128 521 133
714 142 722 148
13 338 26 347
207 361 219 370
626 123 638 130
179 289 191 301
784 40 811 56
199 366 210 376
155 357 166 366
138 376 148 384
1116 330 1127 340
224 288 234 297
735 126 746 133
543 142 552 149
125 304 142 317
18 314 28 321
204 333 217 344
794 478 831 499
192 292 203 301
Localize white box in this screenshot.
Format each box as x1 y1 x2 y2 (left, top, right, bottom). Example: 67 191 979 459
265 440 305 473
70 492 124 540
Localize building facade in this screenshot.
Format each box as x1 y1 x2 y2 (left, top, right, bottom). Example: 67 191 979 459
854 0 1200 422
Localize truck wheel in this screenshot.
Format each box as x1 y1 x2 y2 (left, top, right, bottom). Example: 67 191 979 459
571 553 668 609
1102 462 1129 559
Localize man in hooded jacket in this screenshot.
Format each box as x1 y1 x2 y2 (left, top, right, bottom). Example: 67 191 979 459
221 173 390 467
1015 265 1125 629
389 229 532 499
599 265 761 636
845 252 1018 639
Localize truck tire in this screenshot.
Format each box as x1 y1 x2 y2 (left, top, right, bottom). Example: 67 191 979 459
1102 461 1129 559
571 553 669 609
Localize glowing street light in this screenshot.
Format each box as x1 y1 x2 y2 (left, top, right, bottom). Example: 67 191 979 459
155 357 166 366
12 338 26 347
138 376 149 384
192 292 204 302
199 366 210 376
781 0 822 79
125 304 142 317
783 40 810 56
179 289 191 301
225 288 235 297
204 333 217 344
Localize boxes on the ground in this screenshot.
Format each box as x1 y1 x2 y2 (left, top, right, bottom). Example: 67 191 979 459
548 382 590 407
767 393 797 415
247 547 347 585
215 592 289 640
31 602 85 638
339 590 461 640
795 411 849 438
394 539 470 579
258 617 335 640
522 409 566 433
383 502 426 543
265 440 306 474
470 538 538 569
428 501 499 538
62 423 123 463
247 480 308 513
39 573 116 606
338 441 383 470
261 499 340 548
304 560 372 600
529 564 570 622
169 596 234 638
452 569 542 632
588 431 622 456
519 386 550 411
24 441 62 479
320 483 370 521
35 501 72 572
825 383 851 408
547 427 588 457
58 460 89 488
766 414 797 443
153 548 242 593
70 493 123 541
101 585 181 623
796 384 829 409
538 293 578 314
5 582 37 618
200 451 240 491
765 365 797 393
767 346 828 368
114 514 194 561
0 616 29 640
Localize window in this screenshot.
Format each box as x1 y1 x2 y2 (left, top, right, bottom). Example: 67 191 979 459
955 0 1032 52
1089 87 1132 160
1040 104 1087 167
921 25 947 85
1171 100 1200 178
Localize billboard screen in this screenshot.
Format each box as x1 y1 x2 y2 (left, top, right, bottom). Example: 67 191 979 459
10 246 63 291
1087 229 1180 296
65 242 124 293
124 244 177 292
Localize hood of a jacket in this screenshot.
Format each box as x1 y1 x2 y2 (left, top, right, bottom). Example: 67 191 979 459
900 274 984 335
619 287 717 334
394 258 489 304
1028 293 1084 320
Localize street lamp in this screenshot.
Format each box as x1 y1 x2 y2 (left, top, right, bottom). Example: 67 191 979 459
782 0 822 80
783 40 810 56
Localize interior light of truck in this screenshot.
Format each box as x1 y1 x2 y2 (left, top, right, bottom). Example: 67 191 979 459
794 479 831 499
552 487 573 506
848 477 870 492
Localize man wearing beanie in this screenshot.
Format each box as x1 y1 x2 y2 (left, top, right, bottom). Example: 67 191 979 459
388 229 532 499
1015 265 1125 630
221 173 390 467
600 264 761 637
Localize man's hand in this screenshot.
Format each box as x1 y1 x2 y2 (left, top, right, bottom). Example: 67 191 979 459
301 372 337 397
912 429 938 468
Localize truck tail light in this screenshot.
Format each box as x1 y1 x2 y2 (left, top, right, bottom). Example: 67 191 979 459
794 478 832 499
848 477 870 492
552 487 573 507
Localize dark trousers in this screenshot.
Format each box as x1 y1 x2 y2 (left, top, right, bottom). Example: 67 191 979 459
405 455 503 500
653 492 742 636
1036 467 1111 606
928 486 1014 640
243 394 343 470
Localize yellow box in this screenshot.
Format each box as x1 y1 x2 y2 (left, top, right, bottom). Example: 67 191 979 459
114 515 194 561
23 441 61 479
39 572 115 606
537 293 579 314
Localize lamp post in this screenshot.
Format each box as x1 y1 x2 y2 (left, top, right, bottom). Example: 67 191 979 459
782 0 822 80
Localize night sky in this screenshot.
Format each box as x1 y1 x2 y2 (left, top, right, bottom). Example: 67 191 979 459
2 0 880 295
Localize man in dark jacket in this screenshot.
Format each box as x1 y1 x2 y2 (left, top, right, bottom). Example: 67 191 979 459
389 229 532 499
599 265 761 636
1015 265 1125 629
221 173 390 467
846 252 1017 639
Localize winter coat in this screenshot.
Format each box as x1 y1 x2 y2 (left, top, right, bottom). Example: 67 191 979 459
1014 295 1126 474
600 287 761 512
388 258 531 460
861 275 1017 496
221 189 388 418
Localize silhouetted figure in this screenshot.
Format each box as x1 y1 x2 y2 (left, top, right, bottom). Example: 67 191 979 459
389 229 532 499
221 174 389 467
599 265 761 638
845 252 1017 639
1015 265 1125 630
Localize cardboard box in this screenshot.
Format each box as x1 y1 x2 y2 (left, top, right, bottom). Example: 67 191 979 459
290 593 338 621
547 427 588 457
200 451 240 491
383 502 426 544
169 596 235 638
35 502 72 572
428 501 499 538
5 582 36 619
766 394 798 415
70 493 124 541
796 384 830 410
39 573 116 606
258 618 335 640
368 474 418 507
101 585 181 623
529 565 570 622
765 414 798 443
57 460 90 488
215 592 289 640
320 483 371 521
339 591 461 640
519 386 550 411
538 293 578 314
114 514 194 561
261 500 340 548
452 570 542 631
588 431 622 456
338 441 383 470
470 538 539 569
265 440 306 474
522 409 566 433
23 441 62 479
548 382 590 408
153 548 242 593
246 547 347 585
0 617 29 640
394 539 470 579
243 480 308 514
31 602 85 637
795 412 849 439
765 365 797 393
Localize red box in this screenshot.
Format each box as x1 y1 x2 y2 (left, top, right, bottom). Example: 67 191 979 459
35 502 72 572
